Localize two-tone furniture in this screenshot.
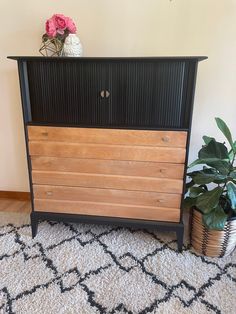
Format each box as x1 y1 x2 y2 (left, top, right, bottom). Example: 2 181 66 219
9 56 207 251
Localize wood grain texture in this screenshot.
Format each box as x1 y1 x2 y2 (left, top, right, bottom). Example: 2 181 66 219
31 156 185 179
28 126 187 148
32 171 183 193
28 126 186 222
29 141 186 163
33 185 181 208
34 199 180 222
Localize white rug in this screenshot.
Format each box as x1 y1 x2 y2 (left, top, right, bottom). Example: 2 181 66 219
0 212 235 314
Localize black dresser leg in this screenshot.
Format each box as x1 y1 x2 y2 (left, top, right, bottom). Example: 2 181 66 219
30 212 38 238
176 226 184 252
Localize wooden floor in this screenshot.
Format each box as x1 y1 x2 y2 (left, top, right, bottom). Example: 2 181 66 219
0 198 31 213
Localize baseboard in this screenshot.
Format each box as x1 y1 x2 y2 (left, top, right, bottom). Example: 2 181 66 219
0 191 30 201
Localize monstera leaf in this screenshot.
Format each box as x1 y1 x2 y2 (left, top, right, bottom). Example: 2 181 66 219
202 204 228 230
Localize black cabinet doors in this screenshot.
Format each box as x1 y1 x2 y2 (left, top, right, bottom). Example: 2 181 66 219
27 60 109 125
107 60 191 128
26 59 195 129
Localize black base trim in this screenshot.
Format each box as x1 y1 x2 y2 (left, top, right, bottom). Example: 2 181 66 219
31 211 184 252
30 212 38 238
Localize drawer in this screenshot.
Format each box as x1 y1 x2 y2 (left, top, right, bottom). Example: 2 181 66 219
34 199 180 222
29 125 185 223
32 171 183 194
29 142 186 163
33 185 182 208
28 126 186 163
31 157 185 179
28 126 187 148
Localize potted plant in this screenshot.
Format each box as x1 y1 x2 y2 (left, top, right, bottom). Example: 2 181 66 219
184 117 236 257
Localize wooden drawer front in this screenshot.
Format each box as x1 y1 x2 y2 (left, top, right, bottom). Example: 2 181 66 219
29 126 185 222
31 157 185 179
28 126 187 148
34 199 180 222
29 141 185 163
32 171 183 194
33 185 182 208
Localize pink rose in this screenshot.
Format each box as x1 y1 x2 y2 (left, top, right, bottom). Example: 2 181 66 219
57 29 65 35
66 17 77 34
45 18 57 37
53 14 67 30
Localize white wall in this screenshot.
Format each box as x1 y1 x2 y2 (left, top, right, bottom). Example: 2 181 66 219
0 0 236 191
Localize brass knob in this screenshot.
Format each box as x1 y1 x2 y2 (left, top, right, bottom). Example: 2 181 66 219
100 90 110 98
100 90 105 98
162 136 170 143
46 191 53 196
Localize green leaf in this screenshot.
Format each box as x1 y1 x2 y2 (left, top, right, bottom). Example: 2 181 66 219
188 168 215 176
188 158 219 168
215 117 235 152
188 158 230 175
183 197 197 210
185 180 195 191
202 205 228 230
207 160 230 175
229 150 233 161
228 143 236 161
229 171 236 180
199 140 229 160
227 181 236 210
190 169 226 185
203 135 215 145
213 178 227 185
199 184 208 191
196 187 223 213
188 159 202 168
189 187 205 197
190 172 215 184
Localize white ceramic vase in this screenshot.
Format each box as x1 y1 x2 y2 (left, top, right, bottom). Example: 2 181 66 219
62 34 83 57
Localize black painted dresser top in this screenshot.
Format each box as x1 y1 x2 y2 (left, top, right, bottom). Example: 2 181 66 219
8 56 207 130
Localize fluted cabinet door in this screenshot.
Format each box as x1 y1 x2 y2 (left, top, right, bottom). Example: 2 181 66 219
26 59 196 129
27 60 109 125
107 60 191 128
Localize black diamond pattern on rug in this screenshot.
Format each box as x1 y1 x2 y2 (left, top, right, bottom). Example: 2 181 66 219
0 220 235 314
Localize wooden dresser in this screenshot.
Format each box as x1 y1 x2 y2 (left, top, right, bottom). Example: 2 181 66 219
9 56 207 251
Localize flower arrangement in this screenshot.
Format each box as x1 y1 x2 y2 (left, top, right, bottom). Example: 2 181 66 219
39 14 77 56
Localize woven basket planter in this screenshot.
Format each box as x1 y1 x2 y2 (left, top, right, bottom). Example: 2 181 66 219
190 209 236 257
